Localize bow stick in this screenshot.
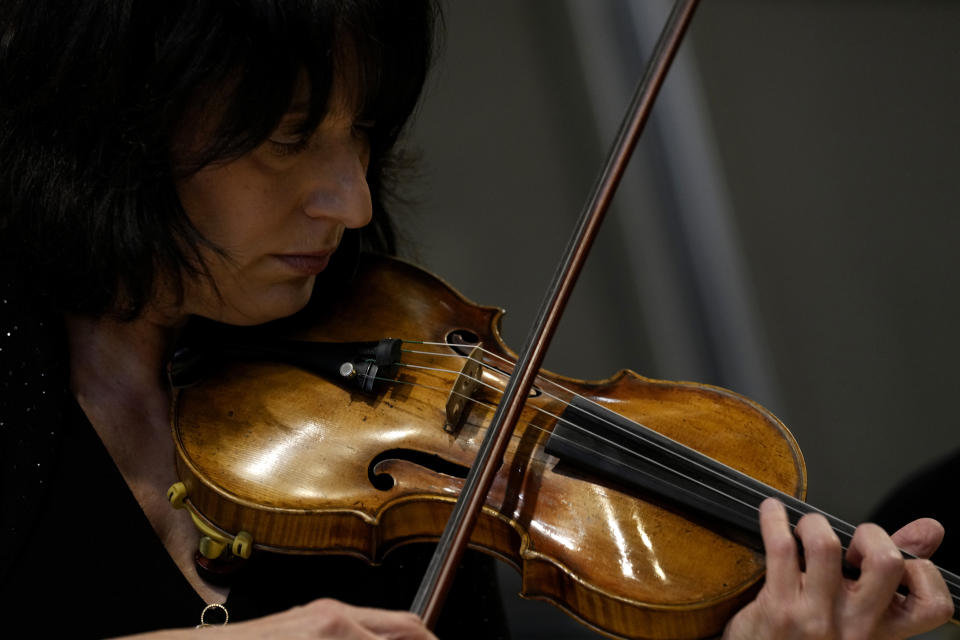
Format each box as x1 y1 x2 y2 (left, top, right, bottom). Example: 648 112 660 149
410 0 702 628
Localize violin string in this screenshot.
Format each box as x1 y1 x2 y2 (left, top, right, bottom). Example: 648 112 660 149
388 350 822 535
399 342 853 535
388 342 960 594
369 362 960 597
382 370 960 597
382 362 783 528
401 341 837 527
390 358 814 536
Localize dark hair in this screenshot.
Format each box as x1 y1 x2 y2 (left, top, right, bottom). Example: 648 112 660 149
0 0 437 318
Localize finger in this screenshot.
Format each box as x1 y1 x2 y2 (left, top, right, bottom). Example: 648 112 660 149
758 497 801 598
346 605 437 640
843 523 904 620
299 600 437 640
793 511 843 609
888 518 945 560
220 600 383 640
882 558 954 638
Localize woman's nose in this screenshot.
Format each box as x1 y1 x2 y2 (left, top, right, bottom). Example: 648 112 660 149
300 144 372 229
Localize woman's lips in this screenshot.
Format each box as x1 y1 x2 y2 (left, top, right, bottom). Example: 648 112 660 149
274 252 333 275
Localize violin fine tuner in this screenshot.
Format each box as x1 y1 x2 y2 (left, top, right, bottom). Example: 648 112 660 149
334 338 403 393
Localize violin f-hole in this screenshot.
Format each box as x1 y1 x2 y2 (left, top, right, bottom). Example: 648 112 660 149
368 449 471 491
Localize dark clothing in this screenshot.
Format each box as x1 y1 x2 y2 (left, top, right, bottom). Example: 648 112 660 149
0 262 508 639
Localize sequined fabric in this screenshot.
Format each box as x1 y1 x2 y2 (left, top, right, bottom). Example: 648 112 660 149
0 254 68 578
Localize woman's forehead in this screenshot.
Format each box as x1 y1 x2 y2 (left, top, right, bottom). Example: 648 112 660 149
289 53 366 118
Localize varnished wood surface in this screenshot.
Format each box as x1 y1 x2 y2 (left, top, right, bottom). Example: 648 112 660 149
172 254 805 639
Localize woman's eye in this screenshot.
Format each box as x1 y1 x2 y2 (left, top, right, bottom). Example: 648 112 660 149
265 119 374 158
267 135 310 157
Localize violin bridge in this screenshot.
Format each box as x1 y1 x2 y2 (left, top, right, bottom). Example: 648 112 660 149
445 344 482 433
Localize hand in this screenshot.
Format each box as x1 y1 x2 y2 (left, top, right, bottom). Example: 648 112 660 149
723 498 953 640
124 599 438 640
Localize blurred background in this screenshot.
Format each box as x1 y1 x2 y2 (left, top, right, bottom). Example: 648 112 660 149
401 1 960 637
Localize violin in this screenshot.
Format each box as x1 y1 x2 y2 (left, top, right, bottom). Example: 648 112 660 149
165 253 960 639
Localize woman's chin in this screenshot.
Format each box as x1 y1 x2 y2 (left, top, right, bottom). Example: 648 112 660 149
203 280 316 326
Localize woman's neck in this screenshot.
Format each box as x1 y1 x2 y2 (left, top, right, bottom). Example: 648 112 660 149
65 310 182 477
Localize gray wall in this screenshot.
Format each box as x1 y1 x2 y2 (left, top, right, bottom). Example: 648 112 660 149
403 1 960 637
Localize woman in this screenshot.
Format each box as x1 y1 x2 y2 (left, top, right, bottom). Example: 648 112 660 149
0 1 952 638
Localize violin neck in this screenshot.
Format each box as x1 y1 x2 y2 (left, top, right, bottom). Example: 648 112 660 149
544 396 960 620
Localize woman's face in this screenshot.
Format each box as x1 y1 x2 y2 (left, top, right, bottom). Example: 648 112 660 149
174 82 372 326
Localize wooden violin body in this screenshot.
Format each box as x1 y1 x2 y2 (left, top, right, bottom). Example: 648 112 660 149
171 254 806 640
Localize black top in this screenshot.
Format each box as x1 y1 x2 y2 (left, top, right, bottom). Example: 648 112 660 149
0 259 509 639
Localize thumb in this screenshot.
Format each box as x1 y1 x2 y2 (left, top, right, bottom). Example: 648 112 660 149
890 517 945 560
